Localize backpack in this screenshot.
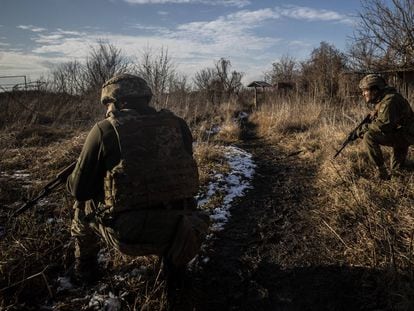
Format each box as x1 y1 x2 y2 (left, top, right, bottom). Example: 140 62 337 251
103 109 199 214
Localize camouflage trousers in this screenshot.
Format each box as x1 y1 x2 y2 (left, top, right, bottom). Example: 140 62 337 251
71 200 208 267
363 129 414 170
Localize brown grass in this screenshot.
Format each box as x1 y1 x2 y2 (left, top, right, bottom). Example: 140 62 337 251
252 95 414 308
0 90 239 309
2 88 414 309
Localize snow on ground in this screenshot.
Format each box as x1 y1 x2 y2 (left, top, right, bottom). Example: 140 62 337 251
0 170 32 188
197 145 256 232
3 144 256 308
88 292 123 311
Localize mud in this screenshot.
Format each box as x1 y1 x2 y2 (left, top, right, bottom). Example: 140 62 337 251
180 121 393 311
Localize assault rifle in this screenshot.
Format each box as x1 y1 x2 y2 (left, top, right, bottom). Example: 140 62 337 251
13 161 76 216
333 114 373 159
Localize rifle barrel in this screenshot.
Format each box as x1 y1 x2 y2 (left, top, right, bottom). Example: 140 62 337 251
333 114 372 159
13 161 76 216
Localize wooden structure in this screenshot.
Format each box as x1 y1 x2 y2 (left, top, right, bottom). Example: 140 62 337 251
381 67 414 100
247 81 272 109
342 67 414 101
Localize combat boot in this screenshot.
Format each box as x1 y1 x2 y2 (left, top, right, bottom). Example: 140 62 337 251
376 166 390 181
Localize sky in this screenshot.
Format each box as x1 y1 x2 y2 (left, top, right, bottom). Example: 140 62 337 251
0 0 368 86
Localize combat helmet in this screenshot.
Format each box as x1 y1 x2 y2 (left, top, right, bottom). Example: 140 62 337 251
101 73 153 105
359 74 386 90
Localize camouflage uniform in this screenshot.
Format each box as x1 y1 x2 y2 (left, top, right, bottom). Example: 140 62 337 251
66 74 197 280
358 87 414 171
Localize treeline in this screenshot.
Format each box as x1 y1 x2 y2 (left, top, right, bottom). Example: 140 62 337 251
2 0 414 128
49 0 414 99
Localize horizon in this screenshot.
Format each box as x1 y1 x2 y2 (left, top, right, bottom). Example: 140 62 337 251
1 0 368 86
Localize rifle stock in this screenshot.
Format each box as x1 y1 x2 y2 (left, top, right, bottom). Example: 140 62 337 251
333 114 372 159
13 161 76 216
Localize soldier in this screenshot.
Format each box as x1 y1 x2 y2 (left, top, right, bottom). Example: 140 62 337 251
356 74 414 180
66 74 209 305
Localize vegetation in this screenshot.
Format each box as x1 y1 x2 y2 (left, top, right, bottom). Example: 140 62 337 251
1 0 414 309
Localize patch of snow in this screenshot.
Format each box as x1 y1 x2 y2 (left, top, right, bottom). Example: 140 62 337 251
89 292 122 311
114 274 127 282
89 292 106 309
97 249 111 264
57 277 73 292
206 125 221 135
236 111 249 120
197 145 256 232
0 170 31 181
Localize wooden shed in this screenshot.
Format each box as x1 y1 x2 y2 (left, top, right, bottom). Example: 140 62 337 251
247 81 272 109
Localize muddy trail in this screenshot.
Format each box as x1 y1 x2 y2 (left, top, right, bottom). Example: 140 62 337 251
181 122 390 311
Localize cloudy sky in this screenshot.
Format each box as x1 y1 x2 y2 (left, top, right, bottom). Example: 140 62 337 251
1 0 366 85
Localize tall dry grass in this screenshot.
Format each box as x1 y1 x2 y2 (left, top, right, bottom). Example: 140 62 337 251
0 88 242 309
252 94 414 308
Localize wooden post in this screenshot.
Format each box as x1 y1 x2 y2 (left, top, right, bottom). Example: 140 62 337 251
254 86 258 109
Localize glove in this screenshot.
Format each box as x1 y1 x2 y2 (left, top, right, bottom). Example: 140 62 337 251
356 123 370 138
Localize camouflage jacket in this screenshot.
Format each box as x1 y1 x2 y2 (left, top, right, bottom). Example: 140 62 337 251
66 108 194 202
359 87 414 137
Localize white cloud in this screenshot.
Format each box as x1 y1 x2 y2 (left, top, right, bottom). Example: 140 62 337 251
55 29 83 36
5 5 354 82
277 5 355 25
171 9 280 50
0 51 52 78
124 0 250 8
129 23 169 32
17 25 47 32
25 8 282 70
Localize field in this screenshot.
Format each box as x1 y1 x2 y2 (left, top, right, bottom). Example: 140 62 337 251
1 89 414 310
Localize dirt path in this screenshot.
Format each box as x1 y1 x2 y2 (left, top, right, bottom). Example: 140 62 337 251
181 123 389 311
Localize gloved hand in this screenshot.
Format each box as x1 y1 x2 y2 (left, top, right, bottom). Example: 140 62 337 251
356 123 370 139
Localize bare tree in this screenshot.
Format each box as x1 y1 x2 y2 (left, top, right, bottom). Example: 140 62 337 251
84 40 131 91
193 58 243 104
168 73 191 94
50 60 86 95
353 0 414 68
300 42 347 99
264 54 298 84
347 38 378 71
135 47 176 105
194 67 216 91
215 58 243 96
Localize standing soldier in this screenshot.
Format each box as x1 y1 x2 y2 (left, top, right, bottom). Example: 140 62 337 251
66 73 209 307
356 74 414 180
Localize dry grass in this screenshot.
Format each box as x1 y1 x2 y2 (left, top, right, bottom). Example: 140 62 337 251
253 95 414 308
2 88 414 309
0 90 239 309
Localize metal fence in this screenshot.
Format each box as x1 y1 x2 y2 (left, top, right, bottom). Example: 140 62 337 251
0 75 45 92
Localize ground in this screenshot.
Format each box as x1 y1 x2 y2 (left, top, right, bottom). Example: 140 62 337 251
1 116 411 311
179 123 393 311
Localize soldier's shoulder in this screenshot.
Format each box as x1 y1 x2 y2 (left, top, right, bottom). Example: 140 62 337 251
382 90 403 104
96 118 114 134
158 108 175 116
158 109 183 121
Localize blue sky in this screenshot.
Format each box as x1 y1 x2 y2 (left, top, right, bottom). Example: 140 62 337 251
0 0 368 84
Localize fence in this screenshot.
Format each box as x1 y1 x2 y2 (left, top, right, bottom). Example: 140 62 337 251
0 75 45 92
